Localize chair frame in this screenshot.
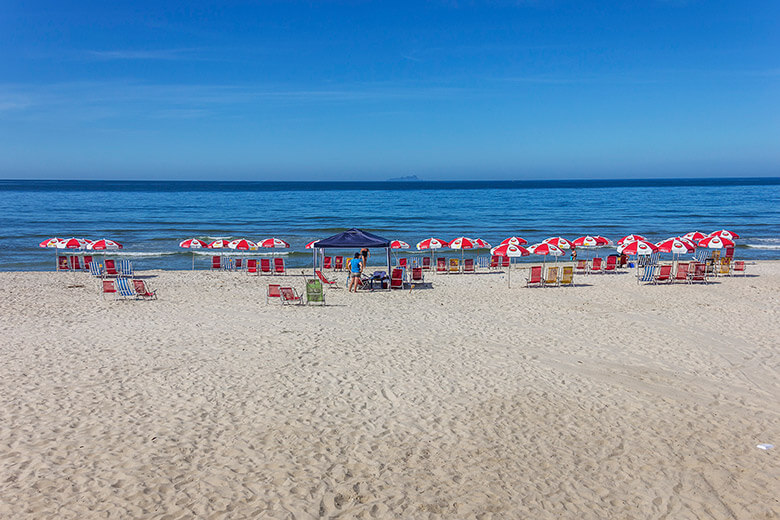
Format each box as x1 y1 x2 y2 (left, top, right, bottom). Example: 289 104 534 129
543 266 559 287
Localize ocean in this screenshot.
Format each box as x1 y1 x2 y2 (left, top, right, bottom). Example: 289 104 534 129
1 178 778 271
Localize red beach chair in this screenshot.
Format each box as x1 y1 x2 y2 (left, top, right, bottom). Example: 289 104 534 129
422 256 431 271
674 262 689 282
246 259 258 275
526 265 543 287
101 279 117 300
323 256 332 270
274 257 286 275
390 268 404 289
234 258 243 270
411 267 424 283
689 263 707 284
574 259 588 274
83 256 93 271
731 260 745 276
501 256 510 268
604 255 618 273
70 255 82 271
334 256 344 271
211 255 222 270
266 284 282 303
105 259 119 277
436 257 447 273
398 258 408 269
279 287 303 305
590 257 603 273
132 279 157 299
653 264 673 284
260 258 272 274
57 256 70 271
463 258 475 273
315 270 337 287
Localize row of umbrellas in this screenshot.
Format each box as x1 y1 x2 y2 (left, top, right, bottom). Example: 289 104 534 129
39 237 123 250
179 237 290 250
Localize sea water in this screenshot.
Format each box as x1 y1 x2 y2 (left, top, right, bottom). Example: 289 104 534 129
1 178 778 271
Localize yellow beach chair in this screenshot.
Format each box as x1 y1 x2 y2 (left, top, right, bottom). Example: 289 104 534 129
560 266 574 286
449 258 460 273
544 266 559 287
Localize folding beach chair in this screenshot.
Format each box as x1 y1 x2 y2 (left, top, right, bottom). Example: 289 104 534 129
274 257 286 275
476 255 490 270
280 287 303 305
211 256 222 270
560 266 574 287
260 258 272 275
116 277 137 299
501 256 511 268
69 255 82 271
89 261 103 278
118 259 133 277
463 258 475 273
390 268 405 289
421 256 432 271
132 279 157 300
544 266 559 287
718 257 731 276
653 264 673 284
266 284 282 303
83 256 93 271
490 255 500 270
674 262 689 283
334 256 344 271
104 259 119 277
604 255 618 273
398 257 408 269
590 257 603 273
637 265 656 284
234 258 243 270
526 265 543 288
57 256 70 271
323 256 332 270
101 280 117 300
731 260 746 276
689 263 708 284
574 259 588 274
411 267 424 284
246 259 258 275
449 258 460 273
436 257 447 273
305 279 325 305
315 270 338 287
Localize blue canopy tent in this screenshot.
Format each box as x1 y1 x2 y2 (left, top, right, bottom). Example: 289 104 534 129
311 228 392 276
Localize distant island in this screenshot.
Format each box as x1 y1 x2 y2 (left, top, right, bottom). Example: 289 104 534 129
386 175 421 182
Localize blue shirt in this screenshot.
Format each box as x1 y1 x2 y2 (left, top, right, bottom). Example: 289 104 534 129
350 258 361 273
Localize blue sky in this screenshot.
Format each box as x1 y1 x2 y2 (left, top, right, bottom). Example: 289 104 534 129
1 1 778 180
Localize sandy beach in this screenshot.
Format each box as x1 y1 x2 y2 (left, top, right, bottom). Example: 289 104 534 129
0 263 778 519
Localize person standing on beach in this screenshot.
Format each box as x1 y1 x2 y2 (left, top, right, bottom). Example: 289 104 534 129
360 247 369 269
348 253 363 292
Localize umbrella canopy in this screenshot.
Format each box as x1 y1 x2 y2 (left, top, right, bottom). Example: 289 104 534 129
305 240 320 249
697 235 735 249
527 242 565 256
683 231 707 242
543 237 574 250
490 243 529 257
87 238 123 250
709 229 740 240
655 238 694 254
617 234 647 246
208 239 230 249
56 237 88 249
473 238 491 248
39 237 62 248
390 240 410 249
226 238 257 250
257 237 290 248
448 237 477 250
618 240 658 255
573 235 608 248
416 237 449 250
179 238 208 248
499 236 528 246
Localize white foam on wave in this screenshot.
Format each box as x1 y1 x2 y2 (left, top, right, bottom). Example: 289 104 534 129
745 238 780 249
746 244 780 250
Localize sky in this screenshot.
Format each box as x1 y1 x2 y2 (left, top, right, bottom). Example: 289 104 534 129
0 1 778 181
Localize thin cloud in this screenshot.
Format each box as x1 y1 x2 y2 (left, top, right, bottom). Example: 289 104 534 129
84 48 204 61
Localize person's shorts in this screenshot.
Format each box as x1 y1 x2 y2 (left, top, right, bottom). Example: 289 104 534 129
350 272 361 278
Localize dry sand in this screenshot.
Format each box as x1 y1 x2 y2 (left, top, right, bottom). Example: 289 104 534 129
0 262 778 519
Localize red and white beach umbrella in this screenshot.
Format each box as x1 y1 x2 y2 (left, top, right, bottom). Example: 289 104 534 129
527 242 565 256
87 238 123 250
543 237 574 250
448 237 477 250
227 238 257 250
709 229 740 241
390 240 410 249
499 236 528 246
179 238 208 248
490 243 529 287
473 238 491 248
683 231 707 242
697 235 735 249
655 238 694 254
56 237 88 249
39 237 62 248
305 240 320 249
573 235 609 248
257 237 290 248
617 234 647 246
416 237 448 250
617 240 658 256
208 239 230 249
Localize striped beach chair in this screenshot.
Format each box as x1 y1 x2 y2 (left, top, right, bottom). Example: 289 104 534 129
89 261 103 278
637 265 657 284
118 259 133 277
116 277 137 299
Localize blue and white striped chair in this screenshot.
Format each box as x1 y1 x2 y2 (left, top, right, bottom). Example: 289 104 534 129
118 259 133 277
116 277 137 299
89 261 103 278
637 265 657 284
